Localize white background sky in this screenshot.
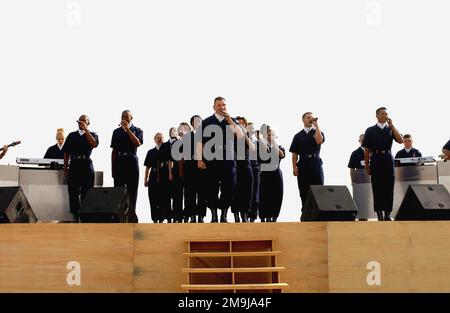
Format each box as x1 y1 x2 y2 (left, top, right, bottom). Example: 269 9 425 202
0 0 449 222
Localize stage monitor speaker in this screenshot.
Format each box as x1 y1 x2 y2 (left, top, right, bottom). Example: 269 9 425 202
79 187 129 223
302 185 358 222
396 184 450 221
0 186 38 223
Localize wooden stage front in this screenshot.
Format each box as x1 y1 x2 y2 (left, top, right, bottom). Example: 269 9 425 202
1 222 450 293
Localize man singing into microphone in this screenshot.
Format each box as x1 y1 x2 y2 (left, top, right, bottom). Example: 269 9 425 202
63 115 99 221
197 97 244 223
363 107 403 221
290 112 325 221
111 110 143 223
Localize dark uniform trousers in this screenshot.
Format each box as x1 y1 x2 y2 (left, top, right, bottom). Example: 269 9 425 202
147 167 162 222
184 160 207 218
298 156 324 220
249 161 261 220
160 163 184 221
370 153 395 213
205 160 237 212
114 154 139 223
231 160 253 215
259 168 284 219
68 159 95 217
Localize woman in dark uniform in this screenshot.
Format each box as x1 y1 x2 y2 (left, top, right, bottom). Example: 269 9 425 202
246 122 261 223
259 125 285 222
231 116 255 223
144 133 164 223
44 128 65 159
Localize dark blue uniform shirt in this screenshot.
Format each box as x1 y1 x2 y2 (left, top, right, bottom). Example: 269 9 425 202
395 148 422 159
348 147 365 169
362 125 394 152
110 125 143 154
201 114 239 161
289 129 325 165
44 144 64 159
62 131 99 158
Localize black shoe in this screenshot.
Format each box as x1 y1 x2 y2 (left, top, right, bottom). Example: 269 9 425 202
376 211 384 221
241 213 248 223
384 213 392 221
220 210 228 223
272 217 277 222
167 219 173 223
184 217 189 223
250 218 256 223
197 216 204 223
234 213 241 223
158 219 164 223
261 218 266 223
190 216 197 223
211 209 218 223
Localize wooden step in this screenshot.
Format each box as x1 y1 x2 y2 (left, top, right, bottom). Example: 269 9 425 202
183 251 281 258
181 283 289 291
182 267 286 274
184 239 274 243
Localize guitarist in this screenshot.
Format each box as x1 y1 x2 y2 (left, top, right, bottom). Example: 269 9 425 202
0 145 8 160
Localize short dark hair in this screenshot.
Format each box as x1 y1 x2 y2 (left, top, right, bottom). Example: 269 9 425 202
376 107 387 115
214 96 226 104
302 112 312 120
190 115 201 127
236 116 248 126
403 134 412 139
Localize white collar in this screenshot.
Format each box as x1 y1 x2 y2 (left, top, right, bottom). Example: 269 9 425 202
156 144 161 150
78 129 86 136
169 138 177 144
360 146 365 151
215 113 225 122
405 147 412 153
377 122 388 129
304 127 315 134
57 143 64 150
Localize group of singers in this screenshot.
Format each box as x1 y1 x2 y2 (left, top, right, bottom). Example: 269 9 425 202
1 100 449 223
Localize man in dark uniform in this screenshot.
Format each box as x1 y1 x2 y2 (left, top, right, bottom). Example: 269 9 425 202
363 107 403 221
348 134 366 171
197 97 244 223
63 115 99 221
111 110 143 223
159 127 183 223
289 112 325 221
441 140 450 160
183 115 207 223
144 132 164 223
395 134 422 167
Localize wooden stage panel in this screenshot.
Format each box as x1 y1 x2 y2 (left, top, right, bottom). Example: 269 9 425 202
327 221 450 292
133 223 329 293
0 224 134 292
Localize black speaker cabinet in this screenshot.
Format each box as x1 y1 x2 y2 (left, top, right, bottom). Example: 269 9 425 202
79 187 129 223
396 185 450 221
302 185 358 222
0 186 38 223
